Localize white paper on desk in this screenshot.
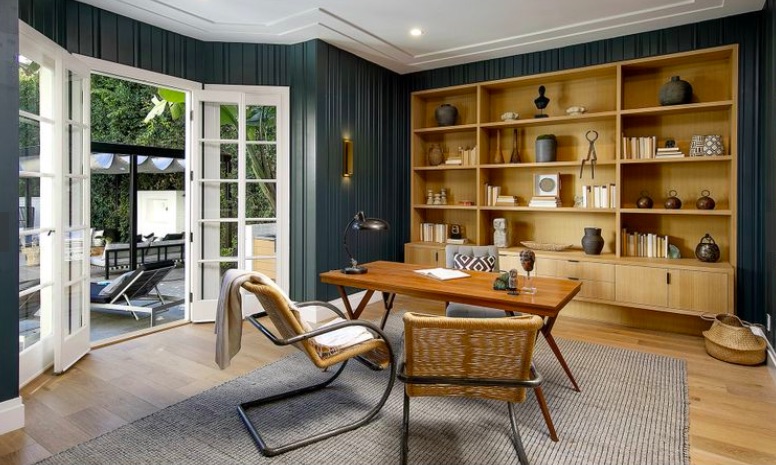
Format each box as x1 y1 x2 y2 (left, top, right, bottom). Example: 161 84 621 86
414 268 470 281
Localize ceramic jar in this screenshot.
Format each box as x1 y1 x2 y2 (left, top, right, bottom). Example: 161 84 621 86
664 190 682 209
695 233 720 263
428 144 444 166
535 135 557 162
581 227 604 255
659 75 693 106
696 190 716 210
637 191 654 209
435 104 458 126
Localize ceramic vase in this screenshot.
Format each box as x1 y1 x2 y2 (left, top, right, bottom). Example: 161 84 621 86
535 138 557 162
659 76 693 106
581 227 604 255
435 104 458 126
428 144 444 166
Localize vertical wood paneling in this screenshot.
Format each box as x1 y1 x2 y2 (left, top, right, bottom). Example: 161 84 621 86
762 0 776 345
0 0 20 403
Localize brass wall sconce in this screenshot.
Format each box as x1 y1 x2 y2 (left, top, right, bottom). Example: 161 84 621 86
343 138 353 177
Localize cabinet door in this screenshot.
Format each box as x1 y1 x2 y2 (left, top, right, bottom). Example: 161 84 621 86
615 265 668 307
668 269 730 313
405 244 443 267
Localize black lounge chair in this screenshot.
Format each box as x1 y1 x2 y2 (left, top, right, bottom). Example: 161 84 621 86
90 260 183 326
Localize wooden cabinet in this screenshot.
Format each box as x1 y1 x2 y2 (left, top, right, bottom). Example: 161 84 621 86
407 45 738 316
404 242 445 267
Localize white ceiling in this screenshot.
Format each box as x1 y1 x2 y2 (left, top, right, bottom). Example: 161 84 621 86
76 0 764 74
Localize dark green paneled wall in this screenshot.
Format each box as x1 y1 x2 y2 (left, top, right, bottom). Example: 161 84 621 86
406 13 766 325
0 0 20 402
762 0 776 346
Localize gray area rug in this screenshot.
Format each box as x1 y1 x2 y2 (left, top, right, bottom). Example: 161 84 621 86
36 316 689 465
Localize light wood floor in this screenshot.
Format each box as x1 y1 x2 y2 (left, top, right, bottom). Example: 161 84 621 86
2 296 775 465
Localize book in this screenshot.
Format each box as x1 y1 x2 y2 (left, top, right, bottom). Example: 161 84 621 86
414 268 470 281
446 238 468 245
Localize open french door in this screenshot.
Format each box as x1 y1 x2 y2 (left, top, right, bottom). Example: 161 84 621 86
18 23 92 384
189 87 289 322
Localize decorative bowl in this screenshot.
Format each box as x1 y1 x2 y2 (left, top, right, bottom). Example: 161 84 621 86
520 241 573 251
501 112 519 121
565 105 587 116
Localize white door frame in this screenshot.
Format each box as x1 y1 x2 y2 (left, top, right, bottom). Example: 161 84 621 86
190 86 290 322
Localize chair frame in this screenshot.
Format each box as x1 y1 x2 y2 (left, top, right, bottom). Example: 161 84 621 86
397 313 554 465
237 299 396 457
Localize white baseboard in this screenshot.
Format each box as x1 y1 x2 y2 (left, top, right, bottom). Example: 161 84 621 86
297 290 383 324
750 326 776 383
0 397 25 435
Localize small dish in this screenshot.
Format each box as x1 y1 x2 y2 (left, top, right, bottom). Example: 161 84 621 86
565 105 587 116
501 112 519 121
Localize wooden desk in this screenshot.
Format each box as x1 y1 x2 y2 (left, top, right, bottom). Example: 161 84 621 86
320 260 583 392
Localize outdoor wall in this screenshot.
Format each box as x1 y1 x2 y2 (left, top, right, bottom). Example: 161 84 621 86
0 0 20 412
137 191 184 239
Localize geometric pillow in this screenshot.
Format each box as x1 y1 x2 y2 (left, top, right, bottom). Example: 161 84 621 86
452 253 495 272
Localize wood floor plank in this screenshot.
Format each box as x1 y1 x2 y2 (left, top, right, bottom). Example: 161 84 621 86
0 295 774 465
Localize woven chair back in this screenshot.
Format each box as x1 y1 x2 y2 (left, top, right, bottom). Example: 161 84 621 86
403 313 543 403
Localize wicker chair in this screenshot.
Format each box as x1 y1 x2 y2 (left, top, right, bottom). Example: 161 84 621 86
398 312 556 465
238 280 396 456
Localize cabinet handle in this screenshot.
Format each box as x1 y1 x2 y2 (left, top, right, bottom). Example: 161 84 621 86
666 272 671 285
567 260 580 263
435 252 438 262
567 277 580 281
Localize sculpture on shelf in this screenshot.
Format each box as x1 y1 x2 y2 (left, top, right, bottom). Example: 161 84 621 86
519 249 536 294
534 85 550 118
493 218 508 247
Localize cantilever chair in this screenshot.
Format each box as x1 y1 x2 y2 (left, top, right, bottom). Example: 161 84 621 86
398 312 557 465
238 278 396 456
89 260 182 326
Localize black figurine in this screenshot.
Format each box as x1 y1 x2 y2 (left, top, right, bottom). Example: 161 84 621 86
534 85 550 118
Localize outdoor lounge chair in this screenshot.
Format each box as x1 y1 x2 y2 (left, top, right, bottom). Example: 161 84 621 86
90 260 183 326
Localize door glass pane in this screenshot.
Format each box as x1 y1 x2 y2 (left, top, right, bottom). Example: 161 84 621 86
67 70 84 123
199 261 237 300
200 221 238 259
246 181 276 219
19 117 41 172
200 142 238 179
67 124 84 175
18 178 40 232
19 232 41 288
65 230 85 279
201 181 237 219
247 221 276 279
65 177 85 226
245 105 276 141
65 283 84 335
18 55 40 115
246 143 276 179
19 289 41 351
201 102 238 140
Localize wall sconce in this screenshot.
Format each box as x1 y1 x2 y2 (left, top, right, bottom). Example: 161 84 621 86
343 138 353 177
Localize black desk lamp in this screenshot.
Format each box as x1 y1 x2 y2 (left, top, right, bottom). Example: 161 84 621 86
342 211 390 274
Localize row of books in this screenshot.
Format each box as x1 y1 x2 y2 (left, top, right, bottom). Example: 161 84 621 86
621 229 671 258
444 146 478 166
579 184 616 209
622 136 657 159
420 223 448 243
484 185 509 206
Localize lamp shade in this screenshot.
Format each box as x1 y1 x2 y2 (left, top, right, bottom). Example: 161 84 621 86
352 213 389 231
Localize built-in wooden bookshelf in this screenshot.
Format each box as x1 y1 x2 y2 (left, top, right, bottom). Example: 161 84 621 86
405 45 737 316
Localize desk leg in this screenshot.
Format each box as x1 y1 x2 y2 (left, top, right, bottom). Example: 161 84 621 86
542 317 581 392
379 293 396 329
335 286 375 320
533 387 559 442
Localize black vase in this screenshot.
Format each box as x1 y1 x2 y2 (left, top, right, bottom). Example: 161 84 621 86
659 76 693 106
435 104 458 126
581 227 604 255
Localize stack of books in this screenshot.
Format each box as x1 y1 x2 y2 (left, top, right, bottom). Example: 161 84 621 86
494 195 517 206
621 228 670 258
528 196 561 208
446 237 468 245
654 147 685 158
579 184 616 209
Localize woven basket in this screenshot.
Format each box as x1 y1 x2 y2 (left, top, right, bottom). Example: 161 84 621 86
701 314 766 365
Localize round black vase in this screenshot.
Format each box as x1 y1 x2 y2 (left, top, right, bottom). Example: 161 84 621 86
435 104 458 126
659 76 693 106
581 227 604 255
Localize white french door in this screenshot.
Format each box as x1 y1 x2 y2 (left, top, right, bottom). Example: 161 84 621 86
18 23 91 385
190 87 289 321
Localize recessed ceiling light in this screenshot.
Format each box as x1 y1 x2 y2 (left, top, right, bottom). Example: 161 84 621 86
410 28 424 37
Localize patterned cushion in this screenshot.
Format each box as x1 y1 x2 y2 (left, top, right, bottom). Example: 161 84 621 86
452 253 495 272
